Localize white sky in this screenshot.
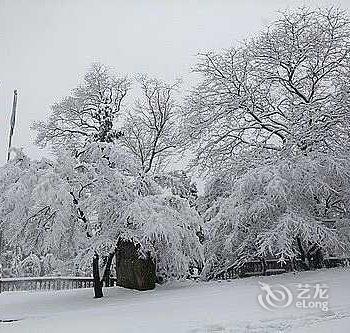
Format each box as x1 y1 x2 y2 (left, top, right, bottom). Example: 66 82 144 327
1 0 349 164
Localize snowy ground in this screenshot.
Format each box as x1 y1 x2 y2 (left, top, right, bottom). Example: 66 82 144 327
1 268 350 332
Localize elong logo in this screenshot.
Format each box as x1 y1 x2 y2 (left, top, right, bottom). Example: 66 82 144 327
257 282 329 312
257 282 293 311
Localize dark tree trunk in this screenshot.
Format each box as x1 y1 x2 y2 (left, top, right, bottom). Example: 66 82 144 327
261 258 267 276
93 253 103 298
308 244 324 269
102 251 115 287
290 257 297 271
296 237 324 270
115 239 156 291
296 236 310 270
314 248 324 268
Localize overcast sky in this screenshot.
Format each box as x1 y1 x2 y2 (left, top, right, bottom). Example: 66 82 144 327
1 0 349 164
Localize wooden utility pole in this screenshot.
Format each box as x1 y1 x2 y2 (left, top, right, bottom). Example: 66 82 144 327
0 229 3 279
7 90 18 162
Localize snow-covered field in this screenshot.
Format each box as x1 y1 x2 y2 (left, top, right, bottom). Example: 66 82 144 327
1 268 350 333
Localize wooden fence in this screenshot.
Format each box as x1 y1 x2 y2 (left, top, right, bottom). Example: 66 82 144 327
1 257 349 293
0 276 94 293
0 276 120 293
215 259 288 280
214 257 350 280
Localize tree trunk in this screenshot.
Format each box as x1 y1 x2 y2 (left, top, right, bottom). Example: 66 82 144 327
307 244 324 269
102 251 115 287
93 253 103 298
296 236 310 270
314 248 324 269
115 239 156 291
261 258 267 276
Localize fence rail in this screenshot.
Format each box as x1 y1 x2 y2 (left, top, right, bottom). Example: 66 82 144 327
0 276 94 293
214 257 350 280
0 276 120 293
1 257 349 293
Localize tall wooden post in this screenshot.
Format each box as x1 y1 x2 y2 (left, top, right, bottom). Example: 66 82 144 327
7 90 18 162
0 229 3 280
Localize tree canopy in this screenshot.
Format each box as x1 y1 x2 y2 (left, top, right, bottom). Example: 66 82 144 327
181 7 350 174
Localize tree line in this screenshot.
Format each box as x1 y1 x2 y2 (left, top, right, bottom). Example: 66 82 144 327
1 7 350 297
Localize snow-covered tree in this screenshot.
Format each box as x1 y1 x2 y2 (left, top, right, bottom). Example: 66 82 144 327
28 63 205 294
195 175 234 222
154 170 198 206
120 75 180 175
202 152 350 279
0 150 82 277
33 63 130 154
0 147 203 296
181 7 350 174
76 143 203 288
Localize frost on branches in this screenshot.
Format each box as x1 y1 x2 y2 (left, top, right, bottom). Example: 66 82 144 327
32 63 131 153
202 152 350 279
0 150 80 277
181 7 350 174
177 7 350 279
120 194 203 281
0 147 203 293
13 62 202 295
3 6 350 293
120 76 180 175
